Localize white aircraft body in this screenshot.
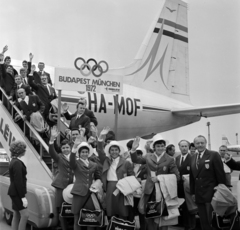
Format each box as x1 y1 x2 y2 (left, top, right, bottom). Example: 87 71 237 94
56 0 240 139
222 136 240 152
11 0 240 141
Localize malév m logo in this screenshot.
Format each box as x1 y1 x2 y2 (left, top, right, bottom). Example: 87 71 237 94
128 19 168 89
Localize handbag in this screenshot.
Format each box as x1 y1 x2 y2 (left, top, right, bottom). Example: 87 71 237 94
145 188 162 219
78 193 105 227
212 211 240 230
108 216 135 230
60 202 74 218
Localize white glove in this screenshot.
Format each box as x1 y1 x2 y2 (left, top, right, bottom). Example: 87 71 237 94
21 197 28 208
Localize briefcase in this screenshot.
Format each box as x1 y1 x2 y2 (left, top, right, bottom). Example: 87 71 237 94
108 216 135 230
60 202 74 218
78 193 105 227
212 211 240 230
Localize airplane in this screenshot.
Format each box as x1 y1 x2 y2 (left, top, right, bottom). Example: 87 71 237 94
222 135 240 153
51 0 240 140
1 0 240 228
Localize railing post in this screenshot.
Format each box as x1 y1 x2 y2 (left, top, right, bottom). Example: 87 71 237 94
40 143 43 159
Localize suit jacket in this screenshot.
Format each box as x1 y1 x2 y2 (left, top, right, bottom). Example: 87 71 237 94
64 109 98 126
35 70 52 85
190 149 226 203
69 114 90 136
49 144 74 189
176 153 192 198
225 158 240 171
97 141 134 192
10 83 33 101
28 74 57 115
69 152 101 196
8 158 27 198
130 151 180 195
0 64 15 95
17 95 45 120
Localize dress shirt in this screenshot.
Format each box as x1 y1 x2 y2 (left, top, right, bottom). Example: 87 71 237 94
63 154 70 162
17 83 23 89
180 153 189 165
107 156 120 181
23 96 29 104
80 158 89 167
154 152 164 162
196 149 206 159
76 113 83 119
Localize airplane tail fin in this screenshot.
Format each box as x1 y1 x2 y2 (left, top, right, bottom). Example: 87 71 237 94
113 0 190 104
222 135 231 146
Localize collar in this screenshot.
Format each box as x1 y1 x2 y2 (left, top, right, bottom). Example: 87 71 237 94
76 113 83 119
111 156 120 164
154 152 164 159
63 154 70 161
23 95 29 102
80 158 89 166
181 152 189 161
18 83 23 88
196 149 206 158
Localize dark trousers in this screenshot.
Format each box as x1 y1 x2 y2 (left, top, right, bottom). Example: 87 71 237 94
196 202 213 230
179 201 196 229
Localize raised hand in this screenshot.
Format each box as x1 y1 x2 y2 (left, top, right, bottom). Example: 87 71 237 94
73 134 85 148
79 127 86 136
50 126 59 141
224 152 231 161
88 136 96 144
90 123 98 137
132 136 140 151
62 102 69 112
2 45 8 54
29 53 34 61
100 127 110 136
145 140 153 153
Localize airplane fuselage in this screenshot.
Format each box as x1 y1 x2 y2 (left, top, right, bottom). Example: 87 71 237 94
61 84 200 139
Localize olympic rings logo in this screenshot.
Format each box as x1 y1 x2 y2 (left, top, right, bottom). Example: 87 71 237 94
74 57 109 77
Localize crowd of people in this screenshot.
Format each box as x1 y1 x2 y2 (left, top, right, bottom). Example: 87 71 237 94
1 45 240 230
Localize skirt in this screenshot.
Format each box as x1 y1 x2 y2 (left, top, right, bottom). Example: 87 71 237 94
55 188 64 208
71 192 95 215
106 181 129 217
10 196 25 211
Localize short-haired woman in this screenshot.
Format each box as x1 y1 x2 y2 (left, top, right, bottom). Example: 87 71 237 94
7 140 29 230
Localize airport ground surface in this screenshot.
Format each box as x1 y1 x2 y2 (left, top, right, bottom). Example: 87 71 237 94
0 160 239 230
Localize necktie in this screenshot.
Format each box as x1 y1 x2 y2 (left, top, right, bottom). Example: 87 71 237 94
196 152 201 169
180 156 183 166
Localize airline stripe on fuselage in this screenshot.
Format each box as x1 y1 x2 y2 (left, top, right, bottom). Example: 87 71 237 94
157 18 188 32
153 28 188 43
142 106 170 112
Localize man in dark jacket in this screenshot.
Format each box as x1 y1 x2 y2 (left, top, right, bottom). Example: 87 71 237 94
190 135 226 230
176 140 196 230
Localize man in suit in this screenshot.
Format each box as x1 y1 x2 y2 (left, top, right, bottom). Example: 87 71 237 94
62 97 98 126
66 101 90 136
0 62 15 96
224 152 240 171
28 61 57 119
16 88 45 121
37 62 52 85
176 140 196 230
10 75 32 101
190 135 226 230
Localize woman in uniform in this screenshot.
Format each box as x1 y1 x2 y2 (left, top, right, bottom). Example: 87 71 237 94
8 140 29 230
49 126 74 230
70 136 101 230
97 127 135 220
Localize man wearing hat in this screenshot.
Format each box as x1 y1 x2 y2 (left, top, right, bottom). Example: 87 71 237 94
130 135 180 230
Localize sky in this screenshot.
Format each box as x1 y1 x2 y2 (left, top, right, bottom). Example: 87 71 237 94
0 0 239 151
